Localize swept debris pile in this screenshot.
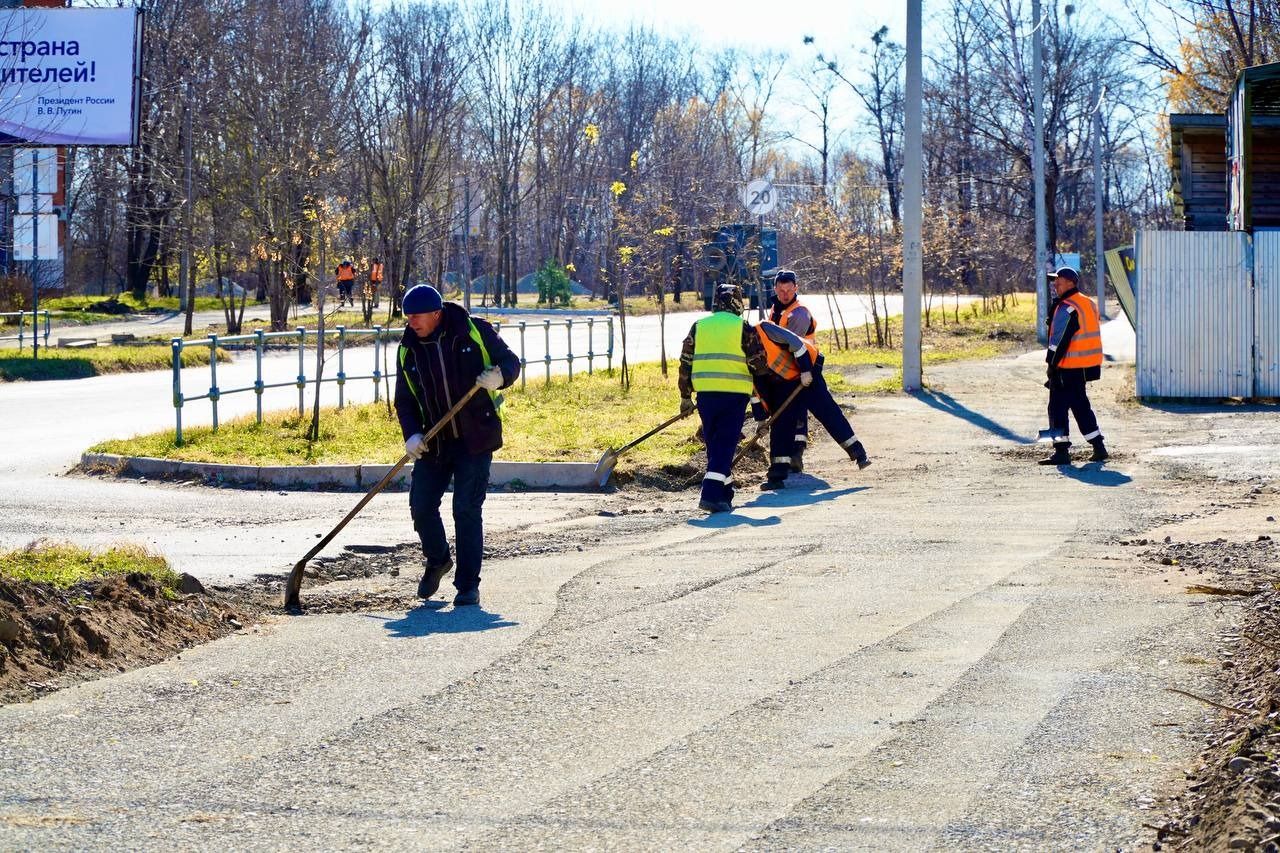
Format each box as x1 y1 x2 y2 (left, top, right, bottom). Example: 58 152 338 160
1146 533 1280 851
0 573 260 704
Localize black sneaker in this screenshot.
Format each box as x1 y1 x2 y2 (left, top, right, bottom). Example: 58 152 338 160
417 558 453 599
1089 440 1109 462
453 588 480 607
698 499 732 513
760 479 785 491
847 441 871 469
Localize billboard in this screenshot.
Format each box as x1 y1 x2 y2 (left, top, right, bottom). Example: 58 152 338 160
0 7 142 146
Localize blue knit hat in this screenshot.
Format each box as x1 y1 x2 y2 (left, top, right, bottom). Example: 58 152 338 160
403 284 443 314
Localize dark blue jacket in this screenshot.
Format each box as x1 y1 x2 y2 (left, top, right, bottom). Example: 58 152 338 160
394 303 520 457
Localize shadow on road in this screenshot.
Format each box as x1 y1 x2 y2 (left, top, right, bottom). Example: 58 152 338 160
686 512 782 529
376 605 518 638
743 484 868 510
1056 463 1133 487
912 388 1035 444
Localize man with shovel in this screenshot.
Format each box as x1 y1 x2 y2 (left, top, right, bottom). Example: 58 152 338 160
678 283 771 513
751 319 870 490
395 284 519 607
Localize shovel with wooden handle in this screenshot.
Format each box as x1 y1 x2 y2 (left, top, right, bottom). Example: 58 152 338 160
730 383 804 468
283 384 482 611
594 407 694 488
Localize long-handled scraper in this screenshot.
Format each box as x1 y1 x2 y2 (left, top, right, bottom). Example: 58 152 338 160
283 384 481 611
593 408 694 488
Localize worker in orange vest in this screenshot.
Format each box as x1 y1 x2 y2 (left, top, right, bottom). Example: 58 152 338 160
751 319 869 490
769 269 817 472
369 258 384 305
1040 267 1107 465
335 259 356 307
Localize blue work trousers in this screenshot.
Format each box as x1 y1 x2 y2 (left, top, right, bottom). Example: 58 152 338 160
760 366 857 462
409 439 492 593
696 390 749 504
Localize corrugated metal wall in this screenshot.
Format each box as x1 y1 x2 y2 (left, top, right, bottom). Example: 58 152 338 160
1256 231 1280 397
1136 230 1253 398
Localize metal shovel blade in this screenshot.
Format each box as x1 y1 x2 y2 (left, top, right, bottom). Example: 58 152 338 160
595 448 619 488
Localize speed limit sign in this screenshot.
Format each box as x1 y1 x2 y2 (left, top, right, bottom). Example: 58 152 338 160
742 179 777 216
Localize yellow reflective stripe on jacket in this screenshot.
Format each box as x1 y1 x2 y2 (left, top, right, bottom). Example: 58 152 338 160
466 317 502 418
691 312 752 394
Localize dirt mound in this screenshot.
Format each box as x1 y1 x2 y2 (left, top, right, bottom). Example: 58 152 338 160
0 574 258 704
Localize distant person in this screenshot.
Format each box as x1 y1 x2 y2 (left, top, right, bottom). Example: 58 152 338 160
394 284 520 607
335 260 356 307
1039 267 1107 465
369 258 384 307
769 269 817 472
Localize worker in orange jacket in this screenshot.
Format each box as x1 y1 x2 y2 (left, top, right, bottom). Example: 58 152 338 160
335 259 356 307
1040 267 1107 465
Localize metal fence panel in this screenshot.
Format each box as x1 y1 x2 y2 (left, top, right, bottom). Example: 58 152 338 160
1256 230 1280 397
1136 230 1253 398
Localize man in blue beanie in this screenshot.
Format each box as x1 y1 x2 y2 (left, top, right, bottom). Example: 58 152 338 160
394 284 520 607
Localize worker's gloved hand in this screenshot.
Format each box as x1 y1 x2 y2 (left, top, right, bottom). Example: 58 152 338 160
477 366 504 391
799 371 813 387
679 397 696 416
404 433 426 460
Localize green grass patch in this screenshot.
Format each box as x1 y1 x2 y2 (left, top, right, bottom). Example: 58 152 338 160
91 363 702 471
40 293 226 314
0 542 179 590
821 295 1037 391
0 345 225 382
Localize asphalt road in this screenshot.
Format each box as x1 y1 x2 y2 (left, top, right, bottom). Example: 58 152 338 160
1 348 1277 849
0 295 933 583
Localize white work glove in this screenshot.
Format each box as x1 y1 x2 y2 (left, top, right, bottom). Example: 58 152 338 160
404 433 426 460
799 371 813 387
477 366 504 391
680 397 696 416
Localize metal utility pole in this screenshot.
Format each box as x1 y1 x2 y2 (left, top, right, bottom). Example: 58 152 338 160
1032 0 1048 343
1093 84 1106 320
462 174 471 311
902 0 923 391
180 79 193 328
30 150 39 360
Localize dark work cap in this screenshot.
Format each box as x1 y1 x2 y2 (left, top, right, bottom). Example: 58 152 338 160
1054 267 1079 284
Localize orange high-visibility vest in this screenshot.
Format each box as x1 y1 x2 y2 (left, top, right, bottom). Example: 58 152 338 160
776 298 817 344
370 262 384 283
1051 292 1102 369
336 263 355 281
756 327 818 381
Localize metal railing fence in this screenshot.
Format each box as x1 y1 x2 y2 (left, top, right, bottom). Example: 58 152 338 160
0 311 51 350
170 315 614 444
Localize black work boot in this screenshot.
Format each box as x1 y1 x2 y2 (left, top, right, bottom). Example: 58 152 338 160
790 445 806 473
417 558 453 599
846 441 871 470
453 588 480 607
762 461 789 490
1038 445 1072 465
1089 438 1109 462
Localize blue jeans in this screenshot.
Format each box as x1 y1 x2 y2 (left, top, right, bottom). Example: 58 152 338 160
409 440 492 593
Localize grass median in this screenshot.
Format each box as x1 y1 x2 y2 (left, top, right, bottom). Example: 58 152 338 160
0 542 180 591
0 345 226 382
87 297 1036 469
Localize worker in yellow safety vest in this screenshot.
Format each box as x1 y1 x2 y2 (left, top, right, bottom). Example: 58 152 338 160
1039 266 1107 465
678 283 771 513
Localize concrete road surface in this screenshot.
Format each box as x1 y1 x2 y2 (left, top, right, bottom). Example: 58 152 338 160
1 348 1276 849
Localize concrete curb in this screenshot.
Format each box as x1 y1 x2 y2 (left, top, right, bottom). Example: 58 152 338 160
79 452 600 491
